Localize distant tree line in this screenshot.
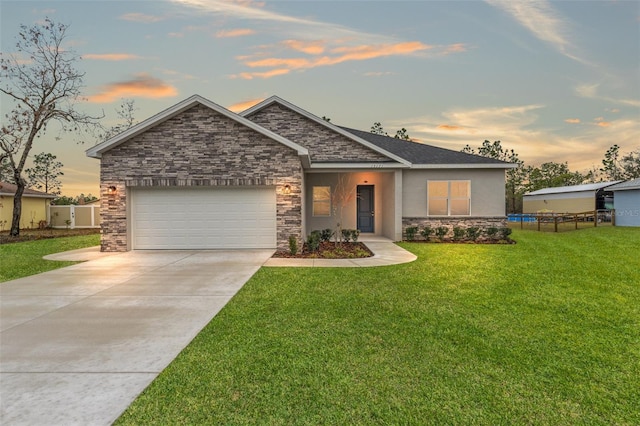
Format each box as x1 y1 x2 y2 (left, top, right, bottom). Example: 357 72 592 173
462 141 640 213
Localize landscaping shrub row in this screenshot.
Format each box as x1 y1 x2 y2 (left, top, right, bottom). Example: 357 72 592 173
404 225 513 243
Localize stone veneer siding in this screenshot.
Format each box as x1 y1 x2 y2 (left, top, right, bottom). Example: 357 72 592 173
402 217 508 241
245 103 392 163
100 104 302 252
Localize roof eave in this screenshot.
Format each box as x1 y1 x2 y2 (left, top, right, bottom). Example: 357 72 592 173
609 185 640 191
0 193 56 199
410 163 518 169
308 162 408 169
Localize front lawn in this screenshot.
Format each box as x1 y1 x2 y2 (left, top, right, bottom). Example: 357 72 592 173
117 227 639 425
0 234 100 282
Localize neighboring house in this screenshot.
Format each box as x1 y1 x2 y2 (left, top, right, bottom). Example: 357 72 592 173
86 95 515 251
0 181 56 230
607 178 640 227
523 182 619 214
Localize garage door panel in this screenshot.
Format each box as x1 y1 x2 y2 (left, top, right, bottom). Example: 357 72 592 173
132 187 276 249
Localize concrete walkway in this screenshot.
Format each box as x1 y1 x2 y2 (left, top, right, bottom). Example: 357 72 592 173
0 238 414 425
0 249 274 426
264 235 416 267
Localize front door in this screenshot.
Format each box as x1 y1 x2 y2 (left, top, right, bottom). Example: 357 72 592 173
357 185 374 233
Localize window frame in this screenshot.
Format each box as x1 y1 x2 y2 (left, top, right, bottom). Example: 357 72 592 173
427 180 471 216
312 185 332 217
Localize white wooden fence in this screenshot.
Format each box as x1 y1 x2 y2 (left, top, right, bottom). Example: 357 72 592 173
49 205 100 229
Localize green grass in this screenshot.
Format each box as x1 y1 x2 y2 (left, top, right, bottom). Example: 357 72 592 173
0 234 100 282
116 227 639 425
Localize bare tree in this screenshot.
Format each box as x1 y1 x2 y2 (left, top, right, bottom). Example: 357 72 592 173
99 99 138 142
0 18 99 236
331 173 357 245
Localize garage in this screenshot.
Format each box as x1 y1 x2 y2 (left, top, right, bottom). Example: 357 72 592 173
131 186 277 249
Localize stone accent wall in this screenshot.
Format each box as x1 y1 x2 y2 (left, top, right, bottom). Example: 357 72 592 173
100 104 303 251
245 103 392 163
402 217 508 241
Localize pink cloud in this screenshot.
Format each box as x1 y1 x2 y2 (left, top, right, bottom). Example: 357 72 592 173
441 43 467 55
216 28 256 38
281 40 326 55
437 124 464 131
229 69 291 80
564 118 580 124
237 41 431 79
88 73 178 103
227 98 264 112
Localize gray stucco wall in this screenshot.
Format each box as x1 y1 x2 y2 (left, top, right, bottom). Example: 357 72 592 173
402 168 506 217
304 171 397 238
614 190 640 226
99 104 303 251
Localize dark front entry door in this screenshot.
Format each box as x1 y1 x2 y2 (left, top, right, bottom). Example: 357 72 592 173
357 185 374 233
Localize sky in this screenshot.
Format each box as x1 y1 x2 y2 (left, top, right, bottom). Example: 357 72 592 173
1 0 639 197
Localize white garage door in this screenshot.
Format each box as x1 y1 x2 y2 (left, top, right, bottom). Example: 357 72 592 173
131 187 277 249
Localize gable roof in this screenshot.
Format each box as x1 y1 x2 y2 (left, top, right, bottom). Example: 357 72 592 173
606 178 640 191
86 95 310 164
240 96 411 167
524 181 621 196
341 127 517 169
0 181 56 199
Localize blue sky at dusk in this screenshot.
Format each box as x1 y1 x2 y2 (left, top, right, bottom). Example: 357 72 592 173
1 0 638 196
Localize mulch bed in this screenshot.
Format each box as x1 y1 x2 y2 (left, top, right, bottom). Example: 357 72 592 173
273 241 373 259
0 228 100 245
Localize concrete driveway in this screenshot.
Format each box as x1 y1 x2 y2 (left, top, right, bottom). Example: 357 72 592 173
0 249 273 426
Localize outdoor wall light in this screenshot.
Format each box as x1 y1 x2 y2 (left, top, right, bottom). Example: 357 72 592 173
107 186 117 195
283 184 291 194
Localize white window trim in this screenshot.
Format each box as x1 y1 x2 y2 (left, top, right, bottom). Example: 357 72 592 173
427 180 471 216
312 185 332 217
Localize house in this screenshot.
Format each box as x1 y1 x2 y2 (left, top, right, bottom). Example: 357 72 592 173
607 178 640 227
0 181 56 230
86 95 515 251
523 181 619 214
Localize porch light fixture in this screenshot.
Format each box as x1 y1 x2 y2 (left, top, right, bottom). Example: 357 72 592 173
283 184 291 195
107 186 117 195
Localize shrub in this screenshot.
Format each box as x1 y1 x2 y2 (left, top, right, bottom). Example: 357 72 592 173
486 227 499 240
499 227 513 240
420 226 433 241
435 226 448 241
405 226 418 241
340 229 361 243
288 235 298 255
466 226 481 241
306 231 321 252
320 228 334 242
453 227 465 241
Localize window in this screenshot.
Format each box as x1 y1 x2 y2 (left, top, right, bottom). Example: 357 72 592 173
313 186 331 216
427 180 470 216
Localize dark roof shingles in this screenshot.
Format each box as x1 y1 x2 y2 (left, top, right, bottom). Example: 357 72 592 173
340 126 510 165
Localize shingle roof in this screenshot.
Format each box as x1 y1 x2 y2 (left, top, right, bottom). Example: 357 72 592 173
606 178 640 191
524 181 621 196
0 181 56 198
340 127 514 166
